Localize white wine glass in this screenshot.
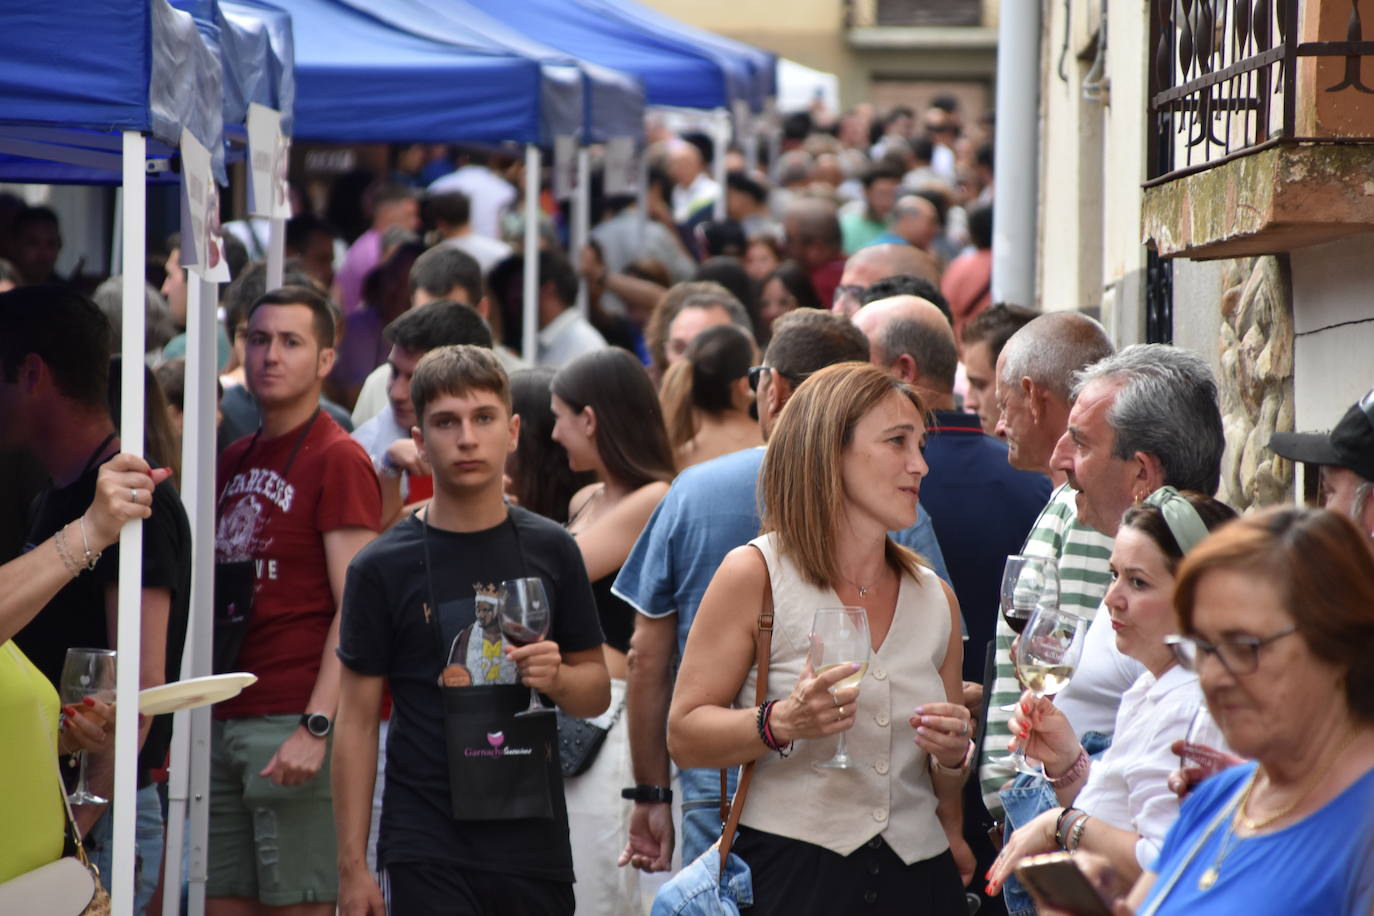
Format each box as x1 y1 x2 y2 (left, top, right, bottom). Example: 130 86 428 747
1004 605 1086 776
997 556 1060 713
810 606 871 770
499 577 553 717
60 647 117 805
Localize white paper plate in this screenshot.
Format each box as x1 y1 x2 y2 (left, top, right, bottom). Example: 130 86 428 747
139 672 257 716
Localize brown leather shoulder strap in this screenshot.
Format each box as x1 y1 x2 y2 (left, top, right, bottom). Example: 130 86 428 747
718 545 774 873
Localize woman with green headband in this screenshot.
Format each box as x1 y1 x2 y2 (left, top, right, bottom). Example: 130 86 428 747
985 488 1236 897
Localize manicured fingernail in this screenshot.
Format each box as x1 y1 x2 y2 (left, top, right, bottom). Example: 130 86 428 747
850 663 860 672
985 883 995 895
82 696 96 706
916 726 929 735
63 705 76 716
914 706 925 715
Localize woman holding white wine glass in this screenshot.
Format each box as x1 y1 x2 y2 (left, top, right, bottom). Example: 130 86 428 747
986 489 1236 898
668 363 974 914
0 453 162 883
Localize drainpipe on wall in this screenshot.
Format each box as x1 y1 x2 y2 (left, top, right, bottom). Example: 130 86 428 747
991 1 1043 307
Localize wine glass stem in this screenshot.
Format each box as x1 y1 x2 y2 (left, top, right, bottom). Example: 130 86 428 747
527 687 543 712
834 731 849 762
75 751 90 798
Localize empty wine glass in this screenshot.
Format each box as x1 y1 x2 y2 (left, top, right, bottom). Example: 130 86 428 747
499 577 552 717
810 606 871 770
60 647 117 805
1178 705 1228 770
997 556 1060 712
1002 605 1086 776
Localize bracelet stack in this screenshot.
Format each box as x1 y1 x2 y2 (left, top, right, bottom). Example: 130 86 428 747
756 700 793 758
77 516 102 570
1068 813 1091 852
53 523 82 578
1056 808 1091 852
1047 746 1091 789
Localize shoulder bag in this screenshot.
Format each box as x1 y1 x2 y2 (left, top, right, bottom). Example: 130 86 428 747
0 758 110 915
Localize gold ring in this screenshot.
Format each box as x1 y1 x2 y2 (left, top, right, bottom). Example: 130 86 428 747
837 706 845 719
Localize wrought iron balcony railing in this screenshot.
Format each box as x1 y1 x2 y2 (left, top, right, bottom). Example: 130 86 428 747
1147 0 1374 184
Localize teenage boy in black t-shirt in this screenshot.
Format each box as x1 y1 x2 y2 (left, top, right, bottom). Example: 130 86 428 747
334 345 608 915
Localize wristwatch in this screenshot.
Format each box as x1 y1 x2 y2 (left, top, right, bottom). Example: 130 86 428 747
301 712 333 738
621 785 673 804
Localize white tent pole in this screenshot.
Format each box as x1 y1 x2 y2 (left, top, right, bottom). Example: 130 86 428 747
713 108 729 221
164 270 218 916
113 127 148 916
635 146 648 242
521 144 541 364
266 215 285 288
110 188 124 280
573 146 590 317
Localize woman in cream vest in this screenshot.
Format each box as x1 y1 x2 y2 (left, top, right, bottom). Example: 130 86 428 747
668 362 975 914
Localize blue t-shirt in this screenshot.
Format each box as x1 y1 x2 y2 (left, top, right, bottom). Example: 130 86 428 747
1143 760 1374 915
612 446 951 654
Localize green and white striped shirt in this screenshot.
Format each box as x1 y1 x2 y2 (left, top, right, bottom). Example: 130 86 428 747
978 482 1114 816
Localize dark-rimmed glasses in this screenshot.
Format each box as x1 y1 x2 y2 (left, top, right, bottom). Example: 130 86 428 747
747 365 804 392
1164 627 1298 676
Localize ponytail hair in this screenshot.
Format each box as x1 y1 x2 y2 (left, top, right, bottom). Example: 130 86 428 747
659 323 756 450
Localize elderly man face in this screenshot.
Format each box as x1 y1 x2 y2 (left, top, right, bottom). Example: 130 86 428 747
667 143 704 189
1319 465 1374 533
1050 377 1143 535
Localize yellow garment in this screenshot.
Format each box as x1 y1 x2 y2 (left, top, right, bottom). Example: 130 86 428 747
481 638 503 683
0 641 64 883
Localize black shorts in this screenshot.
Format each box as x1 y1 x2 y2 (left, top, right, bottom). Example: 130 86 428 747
381 860 574 915
731 825 967 915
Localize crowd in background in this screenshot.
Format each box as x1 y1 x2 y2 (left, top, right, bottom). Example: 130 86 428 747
0 87 1372 916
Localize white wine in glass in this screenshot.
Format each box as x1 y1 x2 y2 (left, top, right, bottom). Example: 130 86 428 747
60 647 117 805
810 606 871 770
1005 605 1086 776
997 556 1060 712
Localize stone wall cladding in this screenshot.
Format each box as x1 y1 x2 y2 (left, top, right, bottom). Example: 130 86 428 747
1216 255 1294 510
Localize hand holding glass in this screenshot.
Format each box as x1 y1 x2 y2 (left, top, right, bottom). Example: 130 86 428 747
1002 606 1085 776
810 606 871 769
998 556 1060 711
60 647 117 805
499 577 553 716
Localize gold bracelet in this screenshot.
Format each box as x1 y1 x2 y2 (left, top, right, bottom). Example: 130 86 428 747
53 524 82 578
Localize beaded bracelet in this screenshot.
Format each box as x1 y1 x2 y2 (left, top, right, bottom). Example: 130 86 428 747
756 700 793 758
1047 746 1091 789
77 515 102 570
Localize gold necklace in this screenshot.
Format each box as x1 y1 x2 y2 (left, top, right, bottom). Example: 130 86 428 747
1199 730 1359 891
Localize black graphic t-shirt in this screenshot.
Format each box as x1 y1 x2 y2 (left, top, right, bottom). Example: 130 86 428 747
337 506 603 880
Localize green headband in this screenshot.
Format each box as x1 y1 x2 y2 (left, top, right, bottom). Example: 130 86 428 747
1141 486 1211 555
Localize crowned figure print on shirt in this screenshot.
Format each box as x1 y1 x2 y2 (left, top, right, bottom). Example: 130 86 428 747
438 584 518 688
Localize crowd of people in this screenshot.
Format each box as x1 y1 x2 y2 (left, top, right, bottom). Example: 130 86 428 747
0 92 1372 916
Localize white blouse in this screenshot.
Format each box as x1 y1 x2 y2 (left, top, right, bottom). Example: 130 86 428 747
1074 664 1208 868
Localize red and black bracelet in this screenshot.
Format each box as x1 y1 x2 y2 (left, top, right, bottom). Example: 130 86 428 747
756 700 793 757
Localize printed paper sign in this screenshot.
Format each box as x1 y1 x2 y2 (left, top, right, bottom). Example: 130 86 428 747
178 129 231 282
247 103 293 220
553 135 579 202
604 137 638 196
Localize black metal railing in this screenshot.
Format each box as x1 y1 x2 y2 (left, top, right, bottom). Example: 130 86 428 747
1147 0 1374 184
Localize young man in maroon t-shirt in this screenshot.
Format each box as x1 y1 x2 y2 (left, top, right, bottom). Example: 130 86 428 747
208 285 380 913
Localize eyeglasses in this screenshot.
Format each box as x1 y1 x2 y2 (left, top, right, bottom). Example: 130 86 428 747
1164 627 1298 676
832 284 866 308
747 365 806 393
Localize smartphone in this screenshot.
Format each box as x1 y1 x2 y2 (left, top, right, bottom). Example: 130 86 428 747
1014 852 1115 916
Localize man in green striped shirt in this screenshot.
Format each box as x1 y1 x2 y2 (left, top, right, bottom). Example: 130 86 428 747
977 314 1115 817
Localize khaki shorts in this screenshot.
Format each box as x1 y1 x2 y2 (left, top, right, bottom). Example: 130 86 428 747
207 715 338 906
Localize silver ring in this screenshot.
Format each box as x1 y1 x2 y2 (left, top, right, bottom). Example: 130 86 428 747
131 488 139 503
832 692 841 708
961 720 970 737
837 706 846 719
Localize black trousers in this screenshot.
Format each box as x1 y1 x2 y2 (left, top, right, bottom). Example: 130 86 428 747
382 860 575 915
731 825 968 915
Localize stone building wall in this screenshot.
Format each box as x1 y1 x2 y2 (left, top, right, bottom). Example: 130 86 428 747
1215 255 1294 511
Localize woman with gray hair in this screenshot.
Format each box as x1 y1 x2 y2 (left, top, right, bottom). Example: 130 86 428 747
92 275 175 363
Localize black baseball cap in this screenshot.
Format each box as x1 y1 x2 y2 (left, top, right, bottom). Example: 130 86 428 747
1269 386 1374 481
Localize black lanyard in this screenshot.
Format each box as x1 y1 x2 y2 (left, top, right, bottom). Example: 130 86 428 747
216 408 320 516
419 506 531 669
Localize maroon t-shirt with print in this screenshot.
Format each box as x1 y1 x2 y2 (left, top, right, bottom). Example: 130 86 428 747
214 412 380 719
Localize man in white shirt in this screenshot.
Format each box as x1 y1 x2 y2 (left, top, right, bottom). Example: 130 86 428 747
428 191 512 276
666 138 719 228
532 250 607 368
427 149 516 240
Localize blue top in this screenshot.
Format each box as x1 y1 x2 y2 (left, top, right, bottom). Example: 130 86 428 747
922 410 1051 681
1143 761 1374 915
612 447 950 657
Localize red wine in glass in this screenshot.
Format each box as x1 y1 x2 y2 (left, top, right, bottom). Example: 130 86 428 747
499 578 553 716
1003 605 1034 635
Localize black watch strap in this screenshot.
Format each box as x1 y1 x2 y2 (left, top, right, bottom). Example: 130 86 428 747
301 713 332 737
621 785 672 804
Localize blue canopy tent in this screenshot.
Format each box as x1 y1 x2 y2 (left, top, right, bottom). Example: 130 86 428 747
224 0 297 137
0 4 224 915
461 0 751 113
589 0 776 113
335 0 644 144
